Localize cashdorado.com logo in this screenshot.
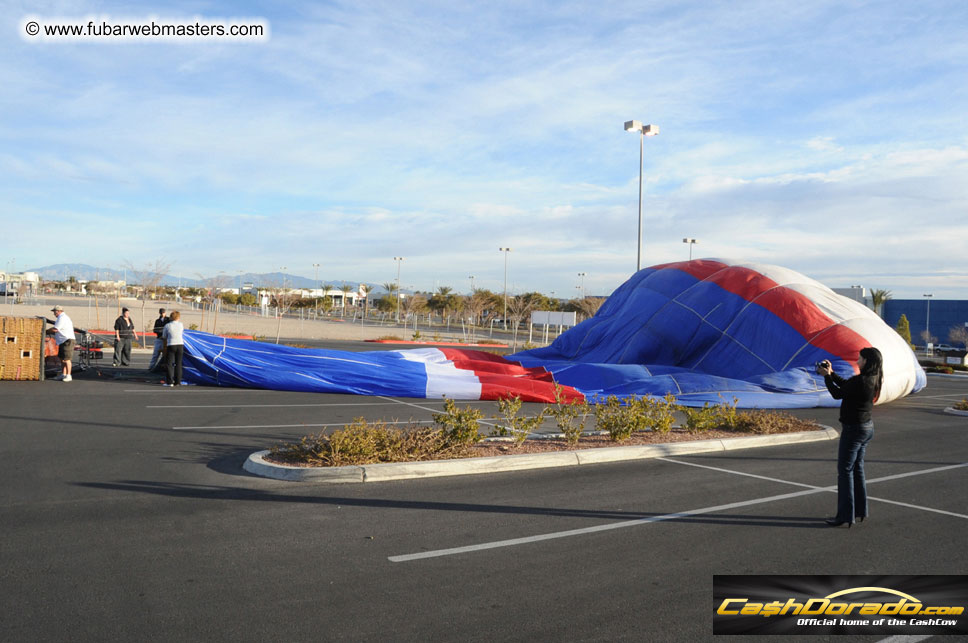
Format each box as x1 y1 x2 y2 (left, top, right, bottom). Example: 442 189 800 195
713 575 968 635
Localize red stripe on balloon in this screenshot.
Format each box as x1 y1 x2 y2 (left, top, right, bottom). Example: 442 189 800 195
439 348 585 403
656 261 867 368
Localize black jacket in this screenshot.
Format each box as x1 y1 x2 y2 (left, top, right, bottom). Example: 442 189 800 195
153 315 170 338
824 372 877 425
114 315 135 339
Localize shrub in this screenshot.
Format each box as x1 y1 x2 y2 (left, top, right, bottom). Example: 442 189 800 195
433 397 484 447
495 395 547 445
954 398 968 411
681 403 720 432
714 395 740 429
729 410 819 434
268 418 449 466
593 395 637 442
639 393 678 433
548 384 590 445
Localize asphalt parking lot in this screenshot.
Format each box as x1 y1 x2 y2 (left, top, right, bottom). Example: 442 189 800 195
1 345 966 642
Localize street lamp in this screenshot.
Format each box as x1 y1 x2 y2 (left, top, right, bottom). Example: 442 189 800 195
683 238 698 260
624 120 659 272
394 257 404 322
924 294 933 349
499 248 511 328
577 272 586 299
468 275 475 292
313 263 320 314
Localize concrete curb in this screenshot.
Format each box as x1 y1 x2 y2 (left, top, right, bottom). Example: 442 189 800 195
243 426 840 484
943 407 968 417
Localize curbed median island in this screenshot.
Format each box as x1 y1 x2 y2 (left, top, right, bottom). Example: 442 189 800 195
943 397 968 416
243 393 838 483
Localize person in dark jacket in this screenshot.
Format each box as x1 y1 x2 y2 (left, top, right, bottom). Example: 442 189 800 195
113 307 136 367
149 308 169 372
818 346 884 527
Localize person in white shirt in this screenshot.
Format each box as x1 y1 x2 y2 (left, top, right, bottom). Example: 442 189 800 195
162 310 185 386
49 305 75 382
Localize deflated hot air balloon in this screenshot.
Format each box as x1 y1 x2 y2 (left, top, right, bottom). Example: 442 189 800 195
180 259 925 408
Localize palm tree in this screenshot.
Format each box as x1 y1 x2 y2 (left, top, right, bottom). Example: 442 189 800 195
870 289 892 317
340 282 353 317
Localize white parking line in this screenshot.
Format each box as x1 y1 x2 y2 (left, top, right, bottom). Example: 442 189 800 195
389 460 967 562
389 487 827 563
172 419 435 431
150 401 448 409
660 459 968 520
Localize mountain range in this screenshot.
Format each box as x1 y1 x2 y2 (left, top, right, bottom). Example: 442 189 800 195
27 264 380 291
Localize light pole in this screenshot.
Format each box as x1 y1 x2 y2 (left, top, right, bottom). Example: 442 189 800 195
394 257 404 322
577 272 586 299
924 293 933 349
499 247 511 328
624 120 659 272
468 275 475 292
683 238 697 260
313 263 320 314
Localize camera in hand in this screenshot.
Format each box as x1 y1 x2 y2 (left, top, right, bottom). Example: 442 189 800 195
814 360 830 374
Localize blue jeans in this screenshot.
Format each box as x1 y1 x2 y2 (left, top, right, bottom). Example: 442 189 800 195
149 338 164 370
836 421 874 522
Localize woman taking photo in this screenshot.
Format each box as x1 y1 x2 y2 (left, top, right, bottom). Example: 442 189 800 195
818 347 884 528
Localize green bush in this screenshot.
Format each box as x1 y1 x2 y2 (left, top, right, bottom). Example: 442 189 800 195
639 393 678 433
593 396 637 442
433 397 484 447
681 403 720 432
548 384 591 445
593 394 681 441
495 395 547 445
269 418 450 466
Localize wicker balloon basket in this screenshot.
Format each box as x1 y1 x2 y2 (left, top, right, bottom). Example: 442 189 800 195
0 316 46 381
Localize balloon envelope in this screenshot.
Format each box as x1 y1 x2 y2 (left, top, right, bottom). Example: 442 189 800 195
181 259 926 408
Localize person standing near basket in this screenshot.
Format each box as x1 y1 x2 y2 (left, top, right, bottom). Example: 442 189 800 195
149 307 169 371
817 347 884 528
48 305 75 382
162 310 185 386
113 307 135 367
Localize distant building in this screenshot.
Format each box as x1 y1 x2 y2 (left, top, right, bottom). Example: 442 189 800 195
0 271 40 297
883 299 968 347
831 286 868 306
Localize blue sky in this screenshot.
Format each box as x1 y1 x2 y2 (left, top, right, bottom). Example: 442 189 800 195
3 0 967 298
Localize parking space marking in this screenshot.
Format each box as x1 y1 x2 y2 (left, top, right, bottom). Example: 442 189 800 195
389 487 827 563
171 419 435 430
389 460 967 562
150 401 449 409
377 396 500 427
661 458 968 520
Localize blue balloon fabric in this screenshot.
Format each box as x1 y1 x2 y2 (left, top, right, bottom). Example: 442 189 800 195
180 259 926 408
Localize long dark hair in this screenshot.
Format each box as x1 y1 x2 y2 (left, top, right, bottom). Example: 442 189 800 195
859 346 883 402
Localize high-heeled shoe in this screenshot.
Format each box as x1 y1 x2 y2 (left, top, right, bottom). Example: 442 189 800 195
824 518 853 528
857 516 866 523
